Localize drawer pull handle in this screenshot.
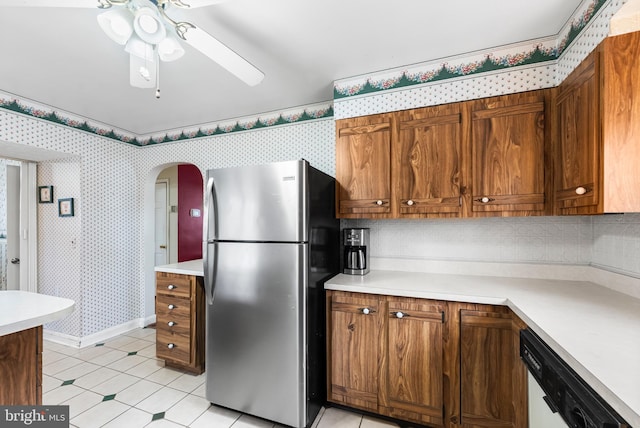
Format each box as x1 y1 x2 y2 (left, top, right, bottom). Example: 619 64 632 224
406 200 414 206
168 304 175 310
375 200 383 206
167 343 175 349
167 284 176 290
359 307 375 315
476 196 494 204
167 321 175 327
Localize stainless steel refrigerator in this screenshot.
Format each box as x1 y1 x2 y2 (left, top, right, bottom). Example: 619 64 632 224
203 159 339 428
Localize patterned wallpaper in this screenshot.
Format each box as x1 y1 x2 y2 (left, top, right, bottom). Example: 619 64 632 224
0 0 636 342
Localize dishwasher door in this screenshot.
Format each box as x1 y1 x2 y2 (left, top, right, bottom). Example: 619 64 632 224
528 372 567 428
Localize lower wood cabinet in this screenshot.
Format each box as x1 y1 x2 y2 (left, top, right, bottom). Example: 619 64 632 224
0 326 42 405
155 272 205 374
326 290 527 428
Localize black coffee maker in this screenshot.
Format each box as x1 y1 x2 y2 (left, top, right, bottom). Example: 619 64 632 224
343 228 370 275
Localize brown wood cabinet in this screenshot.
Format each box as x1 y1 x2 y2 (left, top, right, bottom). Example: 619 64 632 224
0 326 42 405
335 114 393 217
470 92 548 216
326 290 528 428
155 272 205 374
555 31 640 214
458 305 527 428
335 90 551 219
395 105 463 218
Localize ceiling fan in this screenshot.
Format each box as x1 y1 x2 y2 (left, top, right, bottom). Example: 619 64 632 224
5 0 264 98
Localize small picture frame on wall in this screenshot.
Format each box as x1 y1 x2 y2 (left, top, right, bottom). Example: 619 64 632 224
38 185 54 203
58 198 74 217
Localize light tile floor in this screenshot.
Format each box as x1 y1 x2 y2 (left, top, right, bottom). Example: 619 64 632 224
43 327 400 428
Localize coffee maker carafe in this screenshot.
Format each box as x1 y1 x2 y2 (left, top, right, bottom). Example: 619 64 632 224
343 228 370 275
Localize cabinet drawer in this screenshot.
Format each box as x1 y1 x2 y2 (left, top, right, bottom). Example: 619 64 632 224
156 295 191 319
157 330 191 364
156 312 191 337
156 274 192 298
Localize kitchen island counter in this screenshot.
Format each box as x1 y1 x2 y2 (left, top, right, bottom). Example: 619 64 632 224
0 290 75 336
326 267 640 427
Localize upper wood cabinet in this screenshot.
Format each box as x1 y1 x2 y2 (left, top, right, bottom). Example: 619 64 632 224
470 92 547 216
335 90 551 219
335 114 393 217
555 31 640 214
395 105 463 218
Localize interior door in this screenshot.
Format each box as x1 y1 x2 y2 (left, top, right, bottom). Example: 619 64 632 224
6 165 20 290
155 180 168 266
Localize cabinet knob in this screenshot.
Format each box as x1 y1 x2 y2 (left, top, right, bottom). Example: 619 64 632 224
391 311 410 319
480 197 490 203
167 343 175 349
406 200 414 206
359 307 375 315
168 304 175 310
375 200 383 206
167 284 176 290
167 321 175 327
575 186 588 195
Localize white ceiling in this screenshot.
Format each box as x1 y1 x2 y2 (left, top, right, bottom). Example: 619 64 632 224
0 0 584 136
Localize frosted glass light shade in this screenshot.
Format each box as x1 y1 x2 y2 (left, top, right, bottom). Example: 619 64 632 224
97 8 134 45
158 34 185 62
125 35 154 59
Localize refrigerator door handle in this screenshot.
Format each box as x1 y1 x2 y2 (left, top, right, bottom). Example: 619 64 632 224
203 176 217 305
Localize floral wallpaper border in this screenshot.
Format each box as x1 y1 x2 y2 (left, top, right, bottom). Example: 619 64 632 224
0 94 334 147
334 0 606 99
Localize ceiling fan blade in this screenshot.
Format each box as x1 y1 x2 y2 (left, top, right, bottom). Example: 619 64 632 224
168 0 229 8
2 0 97 7
183 25 264 86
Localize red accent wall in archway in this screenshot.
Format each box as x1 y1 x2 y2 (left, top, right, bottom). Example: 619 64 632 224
178 164 203 262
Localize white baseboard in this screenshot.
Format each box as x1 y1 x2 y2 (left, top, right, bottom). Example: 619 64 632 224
44 315 157 349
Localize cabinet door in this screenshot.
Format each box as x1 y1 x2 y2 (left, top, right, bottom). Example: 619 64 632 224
460 310 527 428
471 93 546 215
336 114 392 217
0 326 41 405
327 291 383 412
381 298 445 426
555 50 600 214
396 105 462 217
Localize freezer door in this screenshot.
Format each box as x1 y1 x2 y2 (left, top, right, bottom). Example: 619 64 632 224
206 160 308 242
206 241 307 428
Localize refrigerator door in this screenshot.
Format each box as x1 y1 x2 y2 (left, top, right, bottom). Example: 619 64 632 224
206 241 307 428
206 160 308 243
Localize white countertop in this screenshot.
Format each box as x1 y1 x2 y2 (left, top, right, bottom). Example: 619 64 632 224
154 259 204 276
0 291 75 336
326 269 640 427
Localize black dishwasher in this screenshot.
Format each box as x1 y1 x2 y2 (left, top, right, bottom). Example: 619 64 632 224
520 328 631 428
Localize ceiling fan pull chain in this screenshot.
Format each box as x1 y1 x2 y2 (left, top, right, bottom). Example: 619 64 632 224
155 46 161 99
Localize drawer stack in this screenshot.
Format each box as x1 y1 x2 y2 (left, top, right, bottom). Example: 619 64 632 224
155 272 205 374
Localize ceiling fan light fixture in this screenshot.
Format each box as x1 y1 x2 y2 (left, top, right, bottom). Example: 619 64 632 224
158 34 185 62
97 8 133 45
182 26 264 86
125 34 154 59
133 7 166 44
